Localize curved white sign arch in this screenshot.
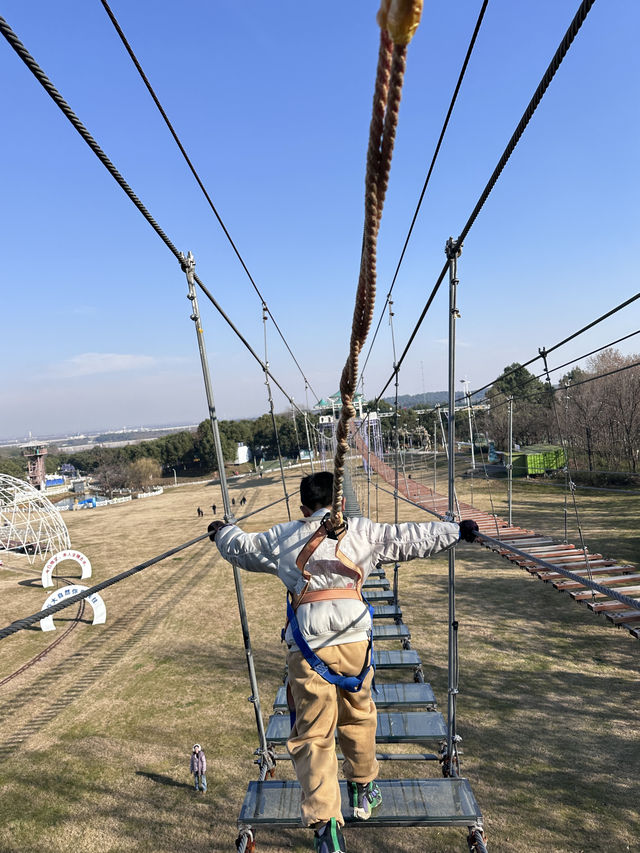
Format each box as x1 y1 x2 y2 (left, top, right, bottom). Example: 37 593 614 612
40 585 106 632
42 550 92 589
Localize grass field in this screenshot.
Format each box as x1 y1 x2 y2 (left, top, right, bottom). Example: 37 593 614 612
0 464 638 853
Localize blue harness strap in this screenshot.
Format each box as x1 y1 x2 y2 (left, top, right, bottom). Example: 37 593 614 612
286 595 375 694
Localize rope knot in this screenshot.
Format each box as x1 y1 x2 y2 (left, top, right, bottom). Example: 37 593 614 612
377 0 424 45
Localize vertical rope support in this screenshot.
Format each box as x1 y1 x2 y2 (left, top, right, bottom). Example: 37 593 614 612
332 5 420 527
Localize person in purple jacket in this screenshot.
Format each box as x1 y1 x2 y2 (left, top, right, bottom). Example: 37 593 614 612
190 743 207 792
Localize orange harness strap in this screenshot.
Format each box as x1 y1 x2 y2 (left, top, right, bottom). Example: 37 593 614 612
292 515 364 611
295 522 332 574
294 588 363 607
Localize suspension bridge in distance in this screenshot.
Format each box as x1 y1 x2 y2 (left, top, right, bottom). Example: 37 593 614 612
353 430 640 641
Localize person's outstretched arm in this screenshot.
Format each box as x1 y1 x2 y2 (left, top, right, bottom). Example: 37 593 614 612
362 517 479 563
369 518 460 563
209 520 279 575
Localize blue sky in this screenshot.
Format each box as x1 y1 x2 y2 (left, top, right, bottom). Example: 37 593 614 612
0 1 638 439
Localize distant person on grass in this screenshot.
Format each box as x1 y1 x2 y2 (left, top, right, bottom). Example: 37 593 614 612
209 471 478 853
190 743 207 792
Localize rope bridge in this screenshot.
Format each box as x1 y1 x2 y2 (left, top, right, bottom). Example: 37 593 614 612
351 428 640 640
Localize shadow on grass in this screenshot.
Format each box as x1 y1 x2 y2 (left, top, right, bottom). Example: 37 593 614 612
136 770 193 790
405 554 639 849
17 578 44 588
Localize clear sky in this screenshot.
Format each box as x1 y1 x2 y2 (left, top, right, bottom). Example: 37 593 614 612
0 1 638 440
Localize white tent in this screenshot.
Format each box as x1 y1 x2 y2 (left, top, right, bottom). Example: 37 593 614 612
0 474 71 564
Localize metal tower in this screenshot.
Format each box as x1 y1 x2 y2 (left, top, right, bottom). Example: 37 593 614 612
22 445 47 490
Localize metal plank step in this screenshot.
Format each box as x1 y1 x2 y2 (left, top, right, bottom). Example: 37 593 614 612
265 710 446 744
372 605 402 620
364 589 395 602
273 682 436 711
238 778 482 827
364 578 391 589
372 623 410 640
374 649 421 669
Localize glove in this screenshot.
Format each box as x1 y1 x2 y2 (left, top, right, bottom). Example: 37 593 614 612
459 519 479 543
208 520 229 542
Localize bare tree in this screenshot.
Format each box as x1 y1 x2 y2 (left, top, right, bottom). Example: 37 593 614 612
94 462 129 497
127 458 162 492
564 349 640 473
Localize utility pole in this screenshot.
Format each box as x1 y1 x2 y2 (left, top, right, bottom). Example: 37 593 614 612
508 397 513 527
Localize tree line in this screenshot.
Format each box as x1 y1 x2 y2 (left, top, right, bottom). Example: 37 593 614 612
479 349 639 476
0 412 319 493
366 349 639 483
2 349 636 490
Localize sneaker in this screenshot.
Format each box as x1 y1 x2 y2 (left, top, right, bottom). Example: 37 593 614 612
347 780 382 820
313 818 346 853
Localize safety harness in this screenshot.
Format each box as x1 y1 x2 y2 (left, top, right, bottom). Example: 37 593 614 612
285 514 375 700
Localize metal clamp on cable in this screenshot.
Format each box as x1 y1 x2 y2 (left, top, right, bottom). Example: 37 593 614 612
445 235 463 261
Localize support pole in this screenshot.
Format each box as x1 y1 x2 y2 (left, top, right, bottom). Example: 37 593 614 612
262 304 291 521
389 299 400 607
367 416 371 519
291 399 302 466
445 236 462 776
181 252 271 765
433 416 438 496
508 396 513 527
463 382 475 470
304 383 315 474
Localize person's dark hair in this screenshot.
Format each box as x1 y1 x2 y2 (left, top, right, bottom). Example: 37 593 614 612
300 472 333 511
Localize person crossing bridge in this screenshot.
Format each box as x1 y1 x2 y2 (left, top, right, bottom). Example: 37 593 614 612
209 471 478 853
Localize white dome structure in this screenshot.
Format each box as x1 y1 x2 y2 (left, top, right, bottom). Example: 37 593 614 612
0 474 71 564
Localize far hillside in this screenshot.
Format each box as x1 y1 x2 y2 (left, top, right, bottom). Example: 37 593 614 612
383 391 449 408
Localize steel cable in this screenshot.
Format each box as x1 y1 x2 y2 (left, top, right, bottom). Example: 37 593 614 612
98 0 319 403
461 293 640 403
0 494 288 641
374 0 598 403
0 14 311 425
486 357 640 412
462 327 640 405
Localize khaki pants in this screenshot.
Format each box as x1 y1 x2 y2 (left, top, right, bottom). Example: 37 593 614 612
286 639 378 827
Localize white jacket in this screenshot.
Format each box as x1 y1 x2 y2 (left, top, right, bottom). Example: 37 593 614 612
215 509 460 651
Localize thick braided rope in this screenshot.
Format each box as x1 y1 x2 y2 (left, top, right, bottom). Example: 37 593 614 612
332 35 410 526
378 44 408 227
332 31 391 520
